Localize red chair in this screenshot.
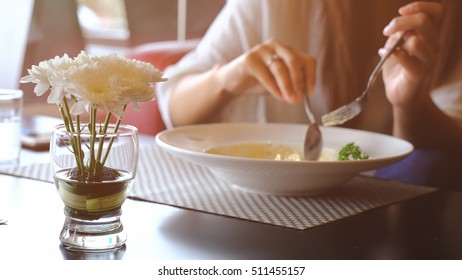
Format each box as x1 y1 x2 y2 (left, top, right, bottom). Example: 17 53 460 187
122 39 199 135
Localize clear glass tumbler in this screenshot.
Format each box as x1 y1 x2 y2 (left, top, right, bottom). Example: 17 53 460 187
50 123 139 252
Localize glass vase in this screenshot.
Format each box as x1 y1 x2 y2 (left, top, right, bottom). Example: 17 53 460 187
50 123 139 252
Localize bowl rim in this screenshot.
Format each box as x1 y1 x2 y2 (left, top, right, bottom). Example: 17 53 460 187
155 122 414 167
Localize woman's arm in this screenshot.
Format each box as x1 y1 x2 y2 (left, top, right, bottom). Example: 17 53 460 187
168 66 230 126
169 39 316 126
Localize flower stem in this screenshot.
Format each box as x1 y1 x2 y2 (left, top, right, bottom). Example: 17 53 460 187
101 106 126 166
69 97 85 174
95 112 112 164
59 99 85 174
88 107 98 180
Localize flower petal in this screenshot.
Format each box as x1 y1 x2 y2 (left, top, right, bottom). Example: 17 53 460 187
70 100 91 115
34 82 51 96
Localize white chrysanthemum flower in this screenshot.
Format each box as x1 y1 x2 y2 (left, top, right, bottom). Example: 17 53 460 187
21 51 166 119
66 51 165 118
20 54 75 104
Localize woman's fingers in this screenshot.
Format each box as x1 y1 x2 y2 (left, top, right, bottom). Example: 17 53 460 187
384 15 439 52
381 32 435 71
266 53 298 102
274 47 303 102
398 1 443 27
401 35 437 65
245 39 315 103
380 1 442 80
383 2 443 53
244 46 282 98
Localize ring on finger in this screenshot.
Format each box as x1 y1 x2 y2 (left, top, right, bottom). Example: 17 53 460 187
266 54 282 67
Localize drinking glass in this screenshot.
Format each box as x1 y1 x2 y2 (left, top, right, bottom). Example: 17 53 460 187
0 89 23 166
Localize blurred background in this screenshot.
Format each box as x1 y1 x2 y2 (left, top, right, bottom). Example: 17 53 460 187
0 0 225 103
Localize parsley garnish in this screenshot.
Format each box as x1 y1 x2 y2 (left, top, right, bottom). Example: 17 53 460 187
338 142 369 161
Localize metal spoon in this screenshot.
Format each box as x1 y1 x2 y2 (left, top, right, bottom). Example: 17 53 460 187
303 94 322 160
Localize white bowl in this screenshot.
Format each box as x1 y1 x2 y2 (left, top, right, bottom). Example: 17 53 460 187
155 123 413 196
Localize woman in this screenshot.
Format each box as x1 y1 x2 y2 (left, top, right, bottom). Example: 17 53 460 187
156 0 462 188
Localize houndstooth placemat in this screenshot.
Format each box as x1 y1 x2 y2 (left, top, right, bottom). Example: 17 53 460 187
0 144 436 230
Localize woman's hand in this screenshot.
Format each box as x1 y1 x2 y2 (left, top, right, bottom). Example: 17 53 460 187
216 39 316 104
381 1 443 108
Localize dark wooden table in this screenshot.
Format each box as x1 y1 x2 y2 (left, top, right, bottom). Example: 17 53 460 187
1 149 462 260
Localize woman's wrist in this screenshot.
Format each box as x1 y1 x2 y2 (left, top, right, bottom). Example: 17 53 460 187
394 92 462 154
213 64 236 100
169 65 234 126
392 94 431 135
